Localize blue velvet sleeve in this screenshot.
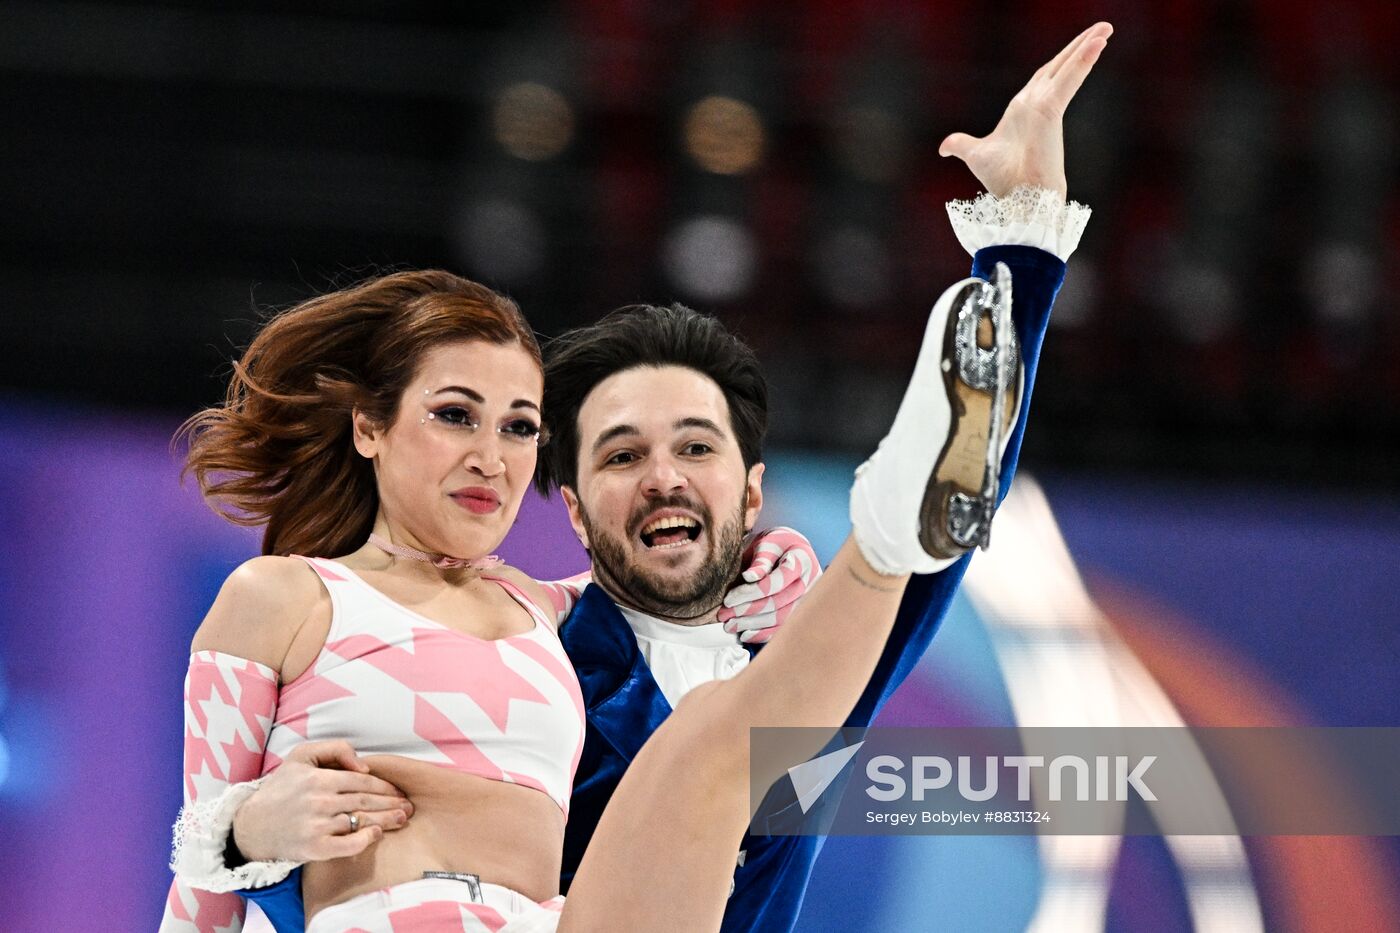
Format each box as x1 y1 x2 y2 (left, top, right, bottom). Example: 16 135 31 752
238 868 305 933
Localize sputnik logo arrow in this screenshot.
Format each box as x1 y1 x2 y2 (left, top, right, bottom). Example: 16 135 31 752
788 741 865 813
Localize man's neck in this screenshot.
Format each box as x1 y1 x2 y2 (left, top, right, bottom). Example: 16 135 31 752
593 579 723 627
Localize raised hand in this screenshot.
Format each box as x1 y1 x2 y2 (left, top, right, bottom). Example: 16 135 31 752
718 526 822 644
939 22 1112 198
231 740 413 862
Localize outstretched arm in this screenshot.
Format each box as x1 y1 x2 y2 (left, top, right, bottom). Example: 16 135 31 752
843 24 1109 725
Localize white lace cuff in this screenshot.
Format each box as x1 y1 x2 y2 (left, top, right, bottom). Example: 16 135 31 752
169 778 302 893
946 185 1092 262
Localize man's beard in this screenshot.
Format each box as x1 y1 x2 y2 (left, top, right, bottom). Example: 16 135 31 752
579 493 748 621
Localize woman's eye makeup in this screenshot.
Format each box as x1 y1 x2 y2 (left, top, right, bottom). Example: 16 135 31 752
432 405 479 428
428 405 544 445
501 418 542 442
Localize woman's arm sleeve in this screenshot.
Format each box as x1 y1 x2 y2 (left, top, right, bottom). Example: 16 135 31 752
159 650 281 932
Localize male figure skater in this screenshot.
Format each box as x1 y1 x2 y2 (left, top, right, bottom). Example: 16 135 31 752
166 22 1109 933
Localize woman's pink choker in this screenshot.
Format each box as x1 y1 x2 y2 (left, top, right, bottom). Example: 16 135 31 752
367 532 502 571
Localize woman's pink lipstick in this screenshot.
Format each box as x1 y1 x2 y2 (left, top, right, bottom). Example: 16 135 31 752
450 486 501 514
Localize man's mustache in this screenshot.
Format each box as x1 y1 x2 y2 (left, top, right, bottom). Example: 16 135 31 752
626 495 711 538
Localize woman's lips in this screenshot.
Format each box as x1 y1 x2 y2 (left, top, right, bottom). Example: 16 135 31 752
449 487 501 515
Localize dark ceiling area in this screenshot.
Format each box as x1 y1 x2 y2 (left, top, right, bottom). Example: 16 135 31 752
3 1 1397 488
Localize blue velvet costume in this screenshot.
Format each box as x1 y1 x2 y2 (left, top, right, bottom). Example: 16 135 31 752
238 245 1065 932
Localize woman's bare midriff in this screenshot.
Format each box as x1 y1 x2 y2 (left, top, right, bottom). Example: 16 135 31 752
301 755 565 923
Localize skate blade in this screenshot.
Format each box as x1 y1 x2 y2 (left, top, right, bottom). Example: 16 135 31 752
918 281 1018 559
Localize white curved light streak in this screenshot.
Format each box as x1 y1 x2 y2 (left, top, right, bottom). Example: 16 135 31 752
963 476 1263 933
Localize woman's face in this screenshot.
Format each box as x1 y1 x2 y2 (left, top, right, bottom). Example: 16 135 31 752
354 339 544 559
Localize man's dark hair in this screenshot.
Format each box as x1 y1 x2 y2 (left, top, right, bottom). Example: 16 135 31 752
536 303 768 495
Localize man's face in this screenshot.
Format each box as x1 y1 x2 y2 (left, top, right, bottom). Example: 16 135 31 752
562 364 764 621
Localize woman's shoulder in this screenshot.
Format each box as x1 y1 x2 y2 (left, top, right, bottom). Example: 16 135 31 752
227 553 324 588
189 555 328 672
487 564 560 630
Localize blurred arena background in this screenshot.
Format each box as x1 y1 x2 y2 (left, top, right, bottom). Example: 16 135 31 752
0 2 1396 930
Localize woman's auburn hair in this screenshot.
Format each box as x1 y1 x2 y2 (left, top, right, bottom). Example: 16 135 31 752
179 269 540 559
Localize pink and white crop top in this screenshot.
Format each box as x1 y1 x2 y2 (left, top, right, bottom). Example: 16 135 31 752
262 557 585 814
